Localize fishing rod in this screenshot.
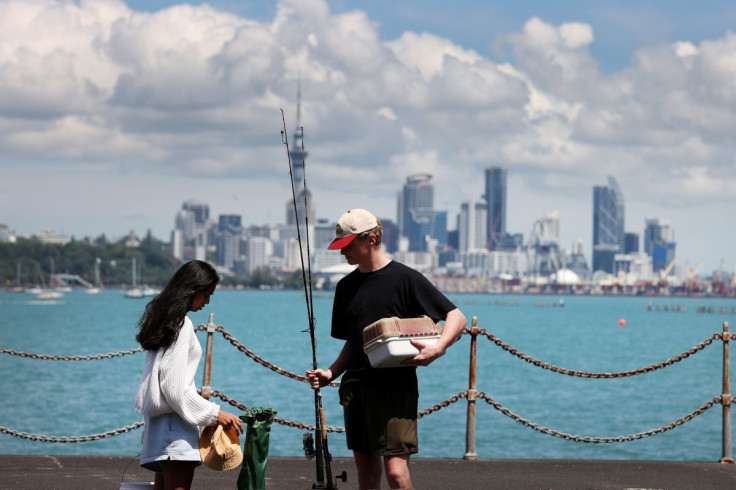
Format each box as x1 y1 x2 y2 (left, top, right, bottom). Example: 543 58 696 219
280 109 345 489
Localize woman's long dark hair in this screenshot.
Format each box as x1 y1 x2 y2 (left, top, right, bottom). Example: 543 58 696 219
136 260 219 351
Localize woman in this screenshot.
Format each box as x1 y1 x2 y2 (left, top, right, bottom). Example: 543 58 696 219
134 260 242 490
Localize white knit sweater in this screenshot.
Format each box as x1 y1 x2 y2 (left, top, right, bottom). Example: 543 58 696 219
134 316 219 426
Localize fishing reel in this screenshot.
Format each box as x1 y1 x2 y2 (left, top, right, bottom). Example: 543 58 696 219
303 433 348 488
303 432 316 460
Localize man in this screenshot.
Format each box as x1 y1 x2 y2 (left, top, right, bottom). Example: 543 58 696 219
307 208 467 490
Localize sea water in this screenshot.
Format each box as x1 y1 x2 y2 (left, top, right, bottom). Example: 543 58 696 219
0 289 734 461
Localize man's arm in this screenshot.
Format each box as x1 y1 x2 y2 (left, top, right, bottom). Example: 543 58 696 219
403 308 467 366
306 340 350 388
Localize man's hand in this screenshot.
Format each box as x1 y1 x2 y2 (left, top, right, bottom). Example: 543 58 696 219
306 368 332 389
401 339 445 366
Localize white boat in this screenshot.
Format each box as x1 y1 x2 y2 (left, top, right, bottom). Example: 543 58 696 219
142 286 160 297
7 263 24 292
48 258 69 293
124 288 144 298
124 257 144 298
35 290 65 300
84 258 104 294
27 261 62 298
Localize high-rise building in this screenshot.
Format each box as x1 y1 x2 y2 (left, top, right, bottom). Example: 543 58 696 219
624 232 639 254
380 219 399 254
218 214 242 230
216 214 243 269
644 219 676 273
484 167 507 250
246 236 272 274
527 211 561 276
285 82 315 227
566 238 590 280
592 177 625 273
175 209 196 242
458 199 487 253
397 174 446 251
179 200 211 261
398 174 433 236
173 201 210 261
182 200 209 226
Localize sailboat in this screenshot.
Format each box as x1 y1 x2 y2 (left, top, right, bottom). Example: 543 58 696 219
35 259 65 300
84 258 103 294
124 257 144 298
6 262 24 292
24 262 44 294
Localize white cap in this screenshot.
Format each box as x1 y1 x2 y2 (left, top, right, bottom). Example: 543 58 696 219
327 209 379 250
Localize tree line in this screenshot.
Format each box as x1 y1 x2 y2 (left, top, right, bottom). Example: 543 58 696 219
0 234 304 289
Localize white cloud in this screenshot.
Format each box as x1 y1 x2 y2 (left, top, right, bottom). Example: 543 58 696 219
0 0 734 270
386 31 483 81
377 106 397 121
559 22 594 49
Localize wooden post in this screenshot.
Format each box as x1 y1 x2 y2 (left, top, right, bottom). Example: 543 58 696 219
464 316 479 460
721 321 734 464
201 313 216 400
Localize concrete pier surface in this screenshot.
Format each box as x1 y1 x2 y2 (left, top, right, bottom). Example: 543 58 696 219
1 455 735 489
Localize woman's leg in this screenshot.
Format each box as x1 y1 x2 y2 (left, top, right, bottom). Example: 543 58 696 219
153 471 163 490
161 460 197 490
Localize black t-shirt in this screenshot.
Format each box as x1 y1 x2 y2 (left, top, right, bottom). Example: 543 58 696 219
331 260 456 388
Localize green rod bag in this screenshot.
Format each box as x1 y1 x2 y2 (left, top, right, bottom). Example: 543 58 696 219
237 407 277 490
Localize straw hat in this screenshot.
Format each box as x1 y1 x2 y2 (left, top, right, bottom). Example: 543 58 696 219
199 425 243 471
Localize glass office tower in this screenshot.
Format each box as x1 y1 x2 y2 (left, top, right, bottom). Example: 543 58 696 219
484 167 507 250
592 177 625 273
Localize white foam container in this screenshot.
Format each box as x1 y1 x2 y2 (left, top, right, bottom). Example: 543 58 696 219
364 335 440 368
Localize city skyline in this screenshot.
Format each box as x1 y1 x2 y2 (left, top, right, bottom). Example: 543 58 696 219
2 0 735 274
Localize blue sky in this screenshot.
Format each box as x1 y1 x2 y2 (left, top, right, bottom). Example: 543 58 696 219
2 0 735 275
127 0 736 73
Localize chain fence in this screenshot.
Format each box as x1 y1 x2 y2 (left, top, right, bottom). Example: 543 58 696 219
0 346 143 361
0 387 721 445
470 327 722 378
211 390 346 433
195 323 341 387
1 323 729 452
0 421 144 443
475 391 722 443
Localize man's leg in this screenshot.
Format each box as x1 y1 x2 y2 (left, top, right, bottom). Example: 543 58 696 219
354 450 383 490
384 454 412 489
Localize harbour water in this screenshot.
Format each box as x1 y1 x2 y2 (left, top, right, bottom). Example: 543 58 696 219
1 289 734 461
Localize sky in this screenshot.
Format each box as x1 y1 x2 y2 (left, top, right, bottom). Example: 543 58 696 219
2 0 735 275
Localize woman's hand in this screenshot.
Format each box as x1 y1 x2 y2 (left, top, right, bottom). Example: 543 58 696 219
217 409 244 433
305 368 332 389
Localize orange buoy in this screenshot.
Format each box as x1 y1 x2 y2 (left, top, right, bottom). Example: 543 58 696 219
619 318 626 327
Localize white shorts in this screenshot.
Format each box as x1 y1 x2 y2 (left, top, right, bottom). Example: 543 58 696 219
140 412 203 472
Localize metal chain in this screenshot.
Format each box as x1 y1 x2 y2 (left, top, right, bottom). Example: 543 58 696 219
196 324 340 387
211 390 346 433
0 346 143 361
0 421 144 443
417 391 467 418
476 391 721 443
470 328 721 378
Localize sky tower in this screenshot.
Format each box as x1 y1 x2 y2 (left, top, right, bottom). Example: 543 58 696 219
285 81 315 226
